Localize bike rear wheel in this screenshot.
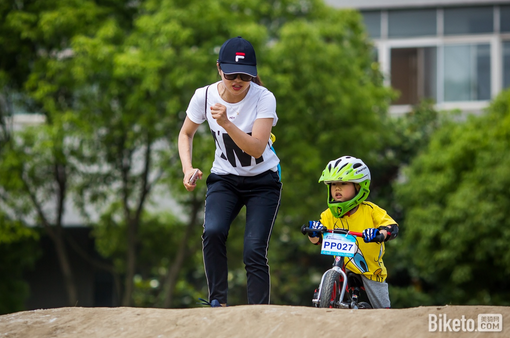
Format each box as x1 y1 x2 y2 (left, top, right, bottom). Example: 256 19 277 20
318 270 341 308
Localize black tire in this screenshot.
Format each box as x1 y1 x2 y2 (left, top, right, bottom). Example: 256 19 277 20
358 301 372 309
318 270 341 308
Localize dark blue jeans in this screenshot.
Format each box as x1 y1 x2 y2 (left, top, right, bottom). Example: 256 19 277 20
202 170 282 304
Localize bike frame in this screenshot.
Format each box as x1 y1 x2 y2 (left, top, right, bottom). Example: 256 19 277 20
301 225 372 309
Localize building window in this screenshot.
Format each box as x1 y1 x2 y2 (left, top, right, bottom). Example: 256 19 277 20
361 11 381 38
359 5 504 107
443 44 491 101
390 47 437 105
504 42 510 89
388 9 436 38
501 5 510 33
444 6 493 35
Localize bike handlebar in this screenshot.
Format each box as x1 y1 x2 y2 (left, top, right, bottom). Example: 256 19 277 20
301 224 363 237
301 224 386 243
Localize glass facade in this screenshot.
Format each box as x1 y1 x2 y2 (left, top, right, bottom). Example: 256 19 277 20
388 9 436 38
443 44 491 101
361 11 381 38
504 42 510 89
357 4 508 106
444 6 493 35
501 5 510 33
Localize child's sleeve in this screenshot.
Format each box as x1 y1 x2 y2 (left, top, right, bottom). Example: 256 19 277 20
372 206 397 228
372 205 399 241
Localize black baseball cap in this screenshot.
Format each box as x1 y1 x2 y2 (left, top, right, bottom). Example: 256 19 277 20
218 36 257 77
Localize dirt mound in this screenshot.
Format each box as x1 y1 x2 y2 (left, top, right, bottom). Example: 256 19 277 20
0 305 508 337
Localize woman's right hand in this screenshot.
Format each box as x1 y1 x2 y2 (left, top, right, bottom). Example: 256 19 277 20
210 103 229 127
183 168 202 192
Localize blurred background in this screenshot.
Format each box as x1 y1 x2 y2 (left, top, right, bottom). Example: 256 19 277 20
1 0 510 313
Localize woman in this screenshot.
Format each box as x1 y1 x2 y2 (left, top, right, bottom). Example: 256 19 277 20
178 36 282 307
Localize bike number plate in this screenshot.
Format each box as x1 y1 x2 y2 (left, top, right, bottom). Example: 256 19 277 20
321 233 357 257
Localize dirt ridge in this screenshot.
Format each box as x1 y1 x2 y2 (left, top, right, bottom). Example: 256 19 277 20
1 304 509 338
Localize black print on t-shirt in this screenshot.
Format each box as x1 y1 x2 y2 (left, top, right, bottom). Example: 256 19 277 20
211 131 263 167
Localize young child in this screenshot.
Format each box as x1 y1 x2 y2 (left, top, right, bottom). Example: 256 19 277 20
307 155 398 308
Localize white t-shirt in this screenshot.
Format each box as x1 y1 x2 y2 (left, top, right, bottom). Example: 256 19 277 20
186 81 280 176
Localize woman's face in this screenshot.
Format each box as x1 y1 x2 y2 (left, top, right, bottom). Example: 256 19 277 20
330 182 357 202
218 66 252 100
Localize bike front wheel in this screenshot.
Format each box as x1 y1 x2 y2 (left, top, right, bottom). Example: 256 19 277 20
318 270 341 308
358 301 372 309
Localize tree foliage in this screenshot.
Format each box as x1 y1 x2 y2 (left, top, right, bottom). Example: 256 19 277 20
394 89 510 305
0 0 142 308
0 0 400 311
265 10 395 222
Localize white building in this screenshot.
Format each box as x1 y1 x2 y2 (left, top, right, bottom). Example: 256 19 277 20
326 0 510 115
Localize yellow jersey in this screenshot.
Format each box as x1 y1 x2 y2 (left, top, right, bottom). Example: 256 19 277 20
319 201 397 282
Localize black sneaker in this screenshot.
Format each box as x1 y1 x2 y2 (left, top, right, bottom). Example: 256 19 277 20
199 298 222 307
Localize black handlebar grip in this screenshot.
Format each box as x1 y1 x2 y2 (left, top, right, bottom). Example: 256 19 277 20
374 232 386 243
301 224 308 235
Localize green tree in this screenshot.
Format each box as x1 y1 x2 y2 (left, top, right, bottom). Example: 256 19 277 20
0 122 83 305
369 99 440 206
265 10 395 222
60 0 219 306
0 0 138 307
70 0 395 306
394 89 510 305
78 0 396 306
372 100 444 308
1 0 398 309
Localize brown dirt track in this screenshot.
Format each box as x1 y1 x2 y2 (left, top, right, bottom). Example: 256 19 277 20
0 304 509 337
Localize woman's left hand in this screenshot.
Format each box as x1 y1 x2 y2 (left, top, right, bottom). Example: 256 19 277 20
183 168 202 192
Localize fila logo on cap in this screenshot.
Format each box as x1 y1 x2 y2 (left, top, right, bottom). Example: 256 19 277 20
235 52 245 62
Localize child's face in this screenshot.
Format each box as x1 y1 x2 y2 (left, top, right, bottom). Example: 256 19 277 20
330 182 357 202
